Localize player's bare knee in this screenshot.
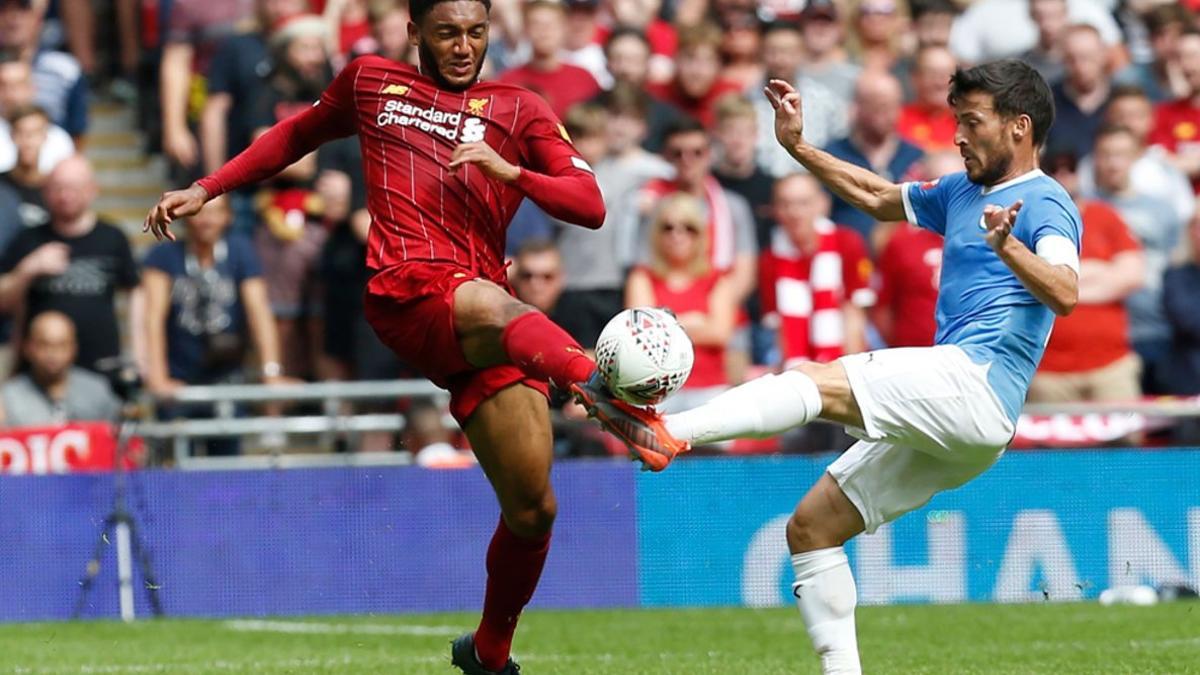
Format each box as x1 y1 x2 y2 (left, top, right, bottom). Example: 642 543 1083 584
786 508 832 553
504 492 557 537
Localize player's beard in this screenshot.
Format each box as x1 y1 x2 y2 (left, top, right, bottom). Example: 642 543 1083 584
972 147 1014 186
419 41 488 92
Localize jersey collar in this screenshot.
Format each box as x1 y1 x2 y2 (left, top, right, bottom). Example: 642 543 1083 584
980 169 1045 196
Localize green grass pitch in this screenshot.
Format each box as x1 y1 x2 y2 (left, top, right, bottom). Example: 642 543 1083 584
3 603 1198 674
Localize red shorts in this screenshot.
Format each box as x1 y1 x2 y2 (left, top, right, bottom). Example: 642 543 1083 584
363 262 549 424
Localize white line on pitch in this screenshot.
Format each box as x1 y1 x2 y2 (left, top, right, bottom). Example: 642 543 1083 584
223 619 462 636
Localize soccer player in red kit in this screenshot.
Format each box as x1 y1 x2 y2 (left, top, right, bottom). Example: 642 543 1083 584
143 0 686 672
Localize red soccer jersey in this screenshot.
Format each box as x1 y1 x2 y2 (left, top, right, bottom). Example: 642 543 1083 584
875 222 942 347
1150 97 1200 193
198 56 604 278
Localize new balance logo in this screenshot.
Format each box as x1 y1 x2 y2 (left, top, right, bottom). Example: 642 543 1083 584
381 84 410 96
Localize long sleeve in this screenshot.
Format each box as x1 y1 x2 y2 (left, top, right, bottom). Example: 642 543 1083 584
196 60 361 197
513 97 605 229
512 167 605 229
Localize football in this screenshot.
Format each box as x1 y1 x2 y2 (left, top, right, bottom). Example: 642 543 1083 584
594 307 694 407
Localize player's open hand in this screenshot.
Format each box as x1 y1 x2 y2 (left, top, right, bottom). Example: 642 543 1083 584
144 184 209 242
764 79 805 152
982 200 1023 251
450 141 521 183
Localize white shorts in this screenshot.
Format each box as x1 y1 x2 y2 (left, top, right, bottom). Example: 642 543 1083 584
829 345 1015 533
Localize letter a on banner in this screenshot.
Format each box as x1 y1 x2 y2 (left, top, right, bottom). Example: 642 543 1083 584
994 510 1082 602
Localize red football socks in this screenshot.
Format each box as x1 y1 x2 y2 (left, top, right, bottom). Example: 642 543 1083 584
474 518 552 671
501 311 596 388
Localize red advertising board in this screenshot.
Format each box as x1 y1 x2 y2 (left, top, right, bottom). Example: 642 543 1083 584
0 423 141 475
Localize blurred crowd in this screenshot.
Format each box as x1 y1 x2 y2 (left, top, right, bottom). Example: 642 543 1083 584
0 0 1199 456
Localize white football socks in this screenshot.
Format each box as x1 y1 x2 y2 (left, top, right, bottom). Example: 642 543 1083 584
792 547 862 675
663 370 823 445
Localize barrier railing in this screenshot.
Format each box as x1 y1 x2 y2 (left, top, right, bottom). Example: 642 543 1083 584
138 381 1200 469
141 380 450 468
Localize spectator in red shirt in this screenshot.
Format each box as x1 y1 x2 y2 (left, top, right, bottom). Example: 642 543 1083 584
871 151 959 347
759 173 874 369
897 45 958 152
1030 151 1145 404
1150 30 1200 193
646 22 743 129
626 192 736 414
498 0 600 119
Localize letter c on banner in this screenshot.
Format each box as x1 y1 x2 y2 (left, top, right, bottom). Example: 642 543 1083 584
49 429 90 474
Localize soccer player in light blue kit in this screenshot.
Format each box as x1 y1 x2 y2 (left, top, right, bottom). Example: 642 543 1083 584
596 60 1083 673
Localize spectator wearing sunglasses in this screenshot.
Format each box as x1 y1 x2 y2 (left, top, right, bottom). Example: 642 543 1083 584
626 193 736 415
639 117 757 306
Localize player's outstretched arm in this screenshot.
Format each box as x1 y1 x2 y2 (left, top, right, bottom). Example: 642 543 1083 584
765 80 906 222
983 201 1079 316
145 99 355 241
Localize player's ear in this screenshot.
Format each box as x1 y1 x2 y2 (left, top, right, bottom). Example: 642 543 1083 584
1012 114 1032 144
407 20 420 47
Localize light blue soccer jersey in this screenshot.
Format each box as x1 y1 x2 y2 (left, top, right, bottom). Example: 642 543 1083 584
901 170 1083 423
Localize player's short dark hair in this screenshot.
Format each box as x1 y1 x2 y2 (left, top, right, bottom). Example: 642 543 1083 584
661 115 707 145
604 26 649 55
948 60 1055 148
410 0 492 24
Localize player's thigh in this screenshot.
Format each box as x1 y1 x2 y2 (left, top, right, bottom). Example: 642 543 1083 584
827 439 1000 535
463 382 556 532
453 279 534 368
788 360 864 430
1086 352 1142 401
1026 371 1082 403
